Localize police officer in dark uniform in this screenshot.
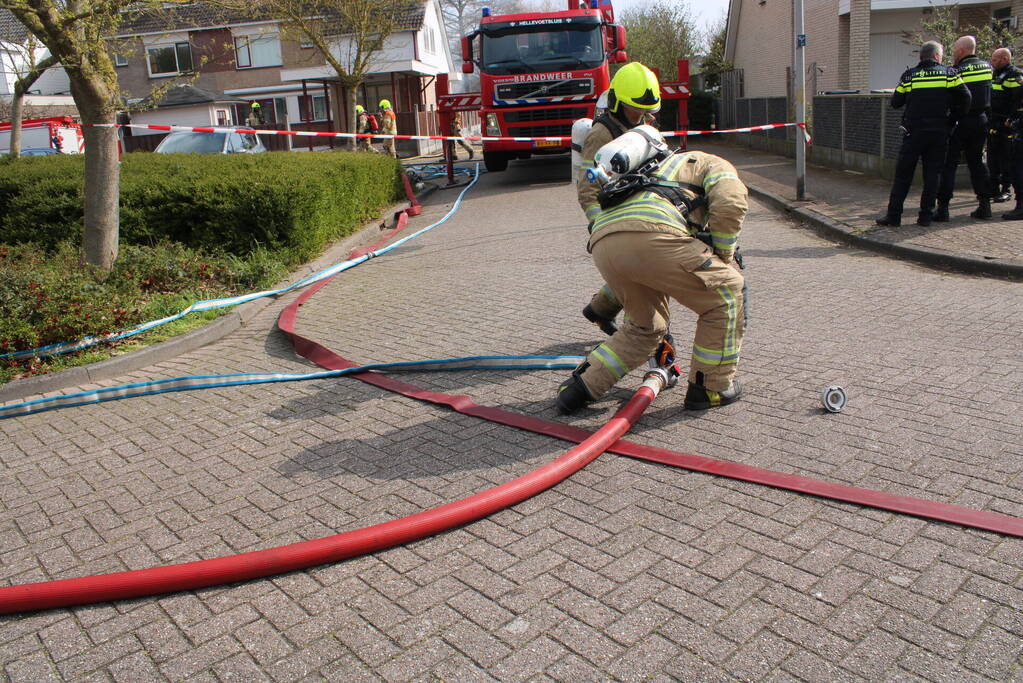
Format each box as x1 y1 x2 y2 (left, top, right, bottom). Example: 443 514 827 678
935 35 993 221
878 41 971 227
987 47 1022 203
1002 62 1023 219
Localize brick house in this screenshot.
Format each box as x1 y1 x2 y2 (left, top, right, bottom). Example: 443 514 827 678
724 0 1023 96
0 11 76 119
112 0 457 154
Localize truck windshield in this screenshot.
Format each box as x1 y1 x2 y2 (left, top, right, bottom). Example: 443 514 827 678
481 24 603 75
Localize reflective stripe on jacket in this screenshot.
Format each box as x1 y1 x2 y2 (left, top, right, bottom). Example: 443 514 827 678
892 59 971 131
955 54 993 115
588 151 748 261
991 63 1023 118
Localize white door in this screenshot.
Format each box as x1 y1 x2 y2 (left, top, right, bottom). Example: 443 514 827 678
871 32 919 91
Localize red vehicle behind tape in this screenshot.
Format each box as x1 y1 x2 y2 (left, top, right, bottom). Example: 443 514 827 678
447 0 626 173
0 116 83 155
439 1 691 175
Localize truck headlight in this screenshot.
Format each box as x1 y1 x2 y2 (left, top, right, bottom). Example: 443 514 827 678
486 113 501 137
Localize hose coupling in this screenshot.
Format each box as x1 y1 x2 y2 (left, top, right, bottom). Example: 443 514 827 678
821 385 847 413
643 366 678 391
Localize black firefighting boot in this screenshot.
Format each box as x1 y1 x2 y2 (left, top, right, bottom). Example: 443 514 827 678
875 214 901 227
933 200 950 222
993 186 1012 203
1002 200 1023 220
683 372 743 410
556 365 596 415
916 211 932 227
582 304 618 336
970 197 993 219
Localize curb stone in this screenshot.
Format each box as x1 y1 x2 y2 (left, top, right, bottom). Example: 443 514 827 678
0 184 439 404
747 182 1023 281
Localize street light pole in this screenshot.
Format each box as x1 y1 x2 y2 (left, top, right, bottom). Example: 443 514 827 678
794 0 807 200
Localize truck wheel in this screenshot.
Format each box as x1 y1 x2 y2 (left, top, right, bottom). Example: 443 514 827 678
483 151 508 172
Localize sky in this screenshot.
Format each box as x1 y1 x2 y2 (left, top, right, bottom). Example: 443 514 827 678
610 0 730 34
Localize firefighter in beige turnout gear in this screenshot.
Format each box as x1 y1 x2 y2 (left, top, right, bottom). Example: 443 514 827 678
558 132 748 413
577 64 659 335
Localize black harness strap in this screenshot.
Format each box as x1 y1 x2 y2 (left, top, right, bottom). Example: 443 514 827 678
593 112 629 139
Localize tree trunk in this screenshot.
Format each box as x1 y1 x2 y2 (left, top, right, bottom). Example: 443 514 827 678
80 116 120 271
9 92 24 158
348 86 359 151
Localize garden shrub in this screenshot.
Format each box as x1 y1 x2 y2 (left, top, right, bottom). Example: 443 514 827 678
0 149 403 381
0 241 288 375
0 151 403 265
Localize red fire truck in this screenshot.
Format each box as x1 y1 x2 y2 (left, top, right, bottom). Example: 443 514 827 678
0 116 83 155
450 0 627 172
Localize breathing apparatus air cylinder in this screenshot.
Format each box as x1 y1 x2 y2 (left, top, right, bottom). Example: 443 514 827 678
589 124 666 181
571 118 593 184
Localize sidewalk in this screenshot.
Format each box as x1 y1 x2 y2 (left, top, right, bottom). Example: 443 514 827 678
696 140 1023 280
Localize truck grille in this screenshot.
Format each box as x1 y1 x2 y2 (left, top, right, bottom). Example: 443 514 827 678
507 123 573 137
495 78 592 100
503 107 588 123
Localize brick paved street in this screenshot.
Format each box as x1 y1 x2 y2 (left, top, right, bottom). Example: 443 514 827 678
1 155 1021 682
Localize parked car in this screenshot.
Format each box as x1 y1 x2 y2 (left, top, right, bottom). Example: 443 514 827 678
0 147 60 156
154 128 267 154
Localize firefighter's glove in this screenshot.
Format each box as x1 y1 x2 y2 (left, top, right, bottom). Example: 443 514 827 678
648 334 681 388
656 334 676 367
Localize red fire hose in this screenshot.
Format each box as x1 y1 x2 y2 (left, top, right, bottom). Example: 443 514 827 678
0 375 664 614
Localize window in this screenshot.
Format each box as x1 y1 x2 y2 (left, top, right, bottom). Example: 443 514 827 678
299 94 329 121
147 42 192 76
235 33 282 69
215 108 229 126
481 24 603 74
993 7 1017 29
114 53 128 67
425 27 436 54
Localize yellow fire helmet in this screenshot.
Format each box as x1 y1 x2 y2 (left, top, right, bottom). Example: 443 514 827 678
356 104 364 114
608 62 661 113
251 101 260 109
379 99 392 110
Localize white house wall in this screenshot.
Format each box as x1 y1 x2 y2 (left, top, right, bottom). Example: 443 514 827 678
0 46 17 94
330 32 414 75
869 10 925 90
130 105 219 135
0 42 70 97
32 65 69 95
417 0 455 75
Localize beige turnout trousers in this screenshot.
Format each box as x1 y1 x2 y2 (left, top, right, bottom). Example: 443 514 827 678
578 231 745 397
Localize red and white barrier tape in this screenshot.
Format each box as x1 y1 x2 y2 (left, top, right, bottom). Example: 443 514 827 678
97 122 812 145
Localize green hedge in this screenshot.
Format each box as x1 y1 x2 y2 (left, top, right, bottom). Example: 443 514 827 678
0 151 403 264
